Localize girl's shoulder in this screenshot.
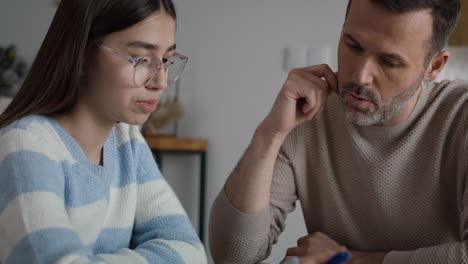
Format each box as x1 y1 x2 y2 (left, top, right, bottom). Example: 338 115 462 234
0 115 54 142
114 123 147 149
0 115 75 164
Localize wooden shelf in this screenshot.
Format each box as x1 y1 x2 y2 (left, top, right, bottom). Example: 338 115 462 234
449 0 468 46
144 135 208 151
144 135 208 242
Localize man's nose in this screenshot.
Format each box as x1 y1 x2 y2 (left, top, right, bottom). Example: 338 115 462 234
352 57 375 87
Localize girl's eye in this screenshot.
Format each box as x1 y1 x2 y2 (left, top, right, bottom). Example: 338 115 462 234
135 57 151 65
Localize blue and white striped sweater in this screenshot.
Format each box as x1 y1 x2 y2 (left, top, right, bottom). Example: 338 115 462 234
0 115 207 264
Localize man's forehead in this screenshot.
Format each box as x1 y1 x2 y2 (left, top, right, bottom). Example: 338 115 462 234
345 0 433 57
346 0 433 32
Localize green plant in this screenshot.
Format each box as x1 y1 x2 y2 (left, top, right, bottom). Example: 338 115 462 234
0 45 28 96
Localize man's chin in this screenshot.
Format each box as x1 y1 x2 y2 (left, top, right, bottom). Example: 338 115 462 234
344 107 380 126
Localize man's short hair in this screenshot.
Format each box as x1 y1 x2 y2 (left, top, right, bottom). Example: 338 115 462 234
346 0 461 59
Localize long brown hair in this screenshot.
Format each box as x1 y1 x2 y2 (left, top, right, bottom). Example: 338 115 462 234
0 0 176 128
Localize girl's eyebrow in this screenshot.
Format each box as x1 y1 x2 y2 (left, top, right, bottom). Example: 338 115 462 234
125 41 176 52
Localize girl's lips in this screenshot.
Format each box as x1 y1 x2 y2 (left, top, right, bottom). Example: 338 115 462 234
137 99 158 113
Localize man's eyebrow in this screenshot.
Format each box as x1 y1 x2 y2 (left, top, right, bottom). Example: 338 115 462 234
125 41 177 52
343 33 407 63
380 53 408 65
343 33 360 45
378 49 407 65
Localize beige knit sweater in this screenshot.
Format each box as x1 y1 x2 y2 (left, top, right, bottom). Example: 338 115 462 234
210 79 468 264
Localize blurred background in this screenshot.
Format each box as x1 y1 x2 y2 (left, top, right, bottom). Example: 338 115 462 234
1 0 466 263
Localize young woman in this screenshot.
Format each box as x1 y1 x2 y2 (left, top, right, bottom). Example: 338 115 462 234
0 0 206 263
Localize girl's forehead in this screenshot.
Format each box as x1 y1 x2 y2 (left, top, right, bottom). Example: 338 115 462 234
103 12 176 53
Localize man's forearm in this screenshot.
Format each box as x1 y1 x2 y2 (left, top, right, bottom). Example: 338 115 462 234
225 127 286 214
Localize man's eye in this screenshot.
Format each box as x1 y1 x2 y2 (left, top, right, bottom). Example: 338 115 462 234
346 43 362 52
381 58 401 68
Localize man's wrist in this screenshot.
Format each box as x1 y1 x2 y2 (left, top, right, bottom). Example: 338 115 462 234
254 125 287 149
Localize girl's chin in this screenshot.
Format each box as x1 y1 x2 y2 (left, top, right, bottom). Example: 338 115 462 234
117 113 150 126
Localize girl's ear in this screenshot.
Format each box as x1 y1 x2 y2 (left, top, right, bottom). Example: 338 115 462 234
81 45 98 77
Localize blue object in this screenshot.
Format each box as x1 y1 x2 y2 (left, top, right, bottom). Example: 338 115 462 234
325 252 351 264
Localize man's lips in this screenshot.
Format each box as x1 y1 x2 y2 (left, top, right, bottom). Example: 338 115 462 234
344 92 375 109
348 92 372 102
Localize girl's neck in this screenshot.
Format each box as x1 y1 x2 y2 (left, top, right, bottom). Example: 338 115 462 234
54 103 114 165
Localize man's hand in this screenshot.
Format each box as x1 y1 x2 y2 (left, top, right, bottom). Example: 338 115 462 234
258 64 338 141
223 64 338 214
282 232 348 263
280 249 343 264
283 232 388 264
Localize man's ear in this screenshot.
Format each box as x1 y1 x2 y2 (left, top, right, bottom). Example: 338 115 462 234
424 49 450 81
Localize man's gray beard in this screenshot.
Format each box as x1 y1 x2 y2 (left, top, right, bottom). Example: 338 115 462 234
342 80 422 126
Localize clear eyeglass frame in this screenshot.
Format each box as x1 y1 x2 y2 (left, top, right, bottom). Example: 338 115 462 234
98 44 188 86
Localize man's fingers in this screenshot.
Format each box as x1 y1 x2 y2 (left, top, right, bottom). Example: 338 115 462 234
319 90 328 116
295 64 339 94
297 249 348 264
298 82 326 118
280 256 301 264
286 246 308 257
303 96 316 114
287 65 336 119
297 232 338 247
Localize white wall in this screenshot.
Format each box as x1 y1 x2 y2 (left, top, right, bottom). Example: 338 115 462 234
0 0 348 263
437 46 468 81
0 0 56 63
173 1 347 262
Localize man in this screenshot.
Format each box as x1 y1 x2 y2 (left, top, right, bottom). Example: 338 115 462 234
209 0 464 263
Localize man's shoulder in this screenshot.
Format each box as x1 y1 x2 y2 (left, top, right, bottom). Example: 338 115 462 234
425 79 468 115
429 79 468 99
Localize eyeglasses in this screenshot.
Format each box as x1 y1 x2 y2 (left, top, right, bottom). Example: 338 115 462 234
98 44 188 86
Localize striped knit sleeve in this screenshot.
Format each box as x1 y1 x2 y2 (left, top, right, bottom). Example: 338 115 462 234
0 127 112 264
0 123 206 264
126 138 207 264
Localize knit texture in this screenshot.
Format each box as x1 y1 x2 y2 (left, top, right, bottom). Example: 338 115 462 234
0 115 207 264
210 79 468 264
